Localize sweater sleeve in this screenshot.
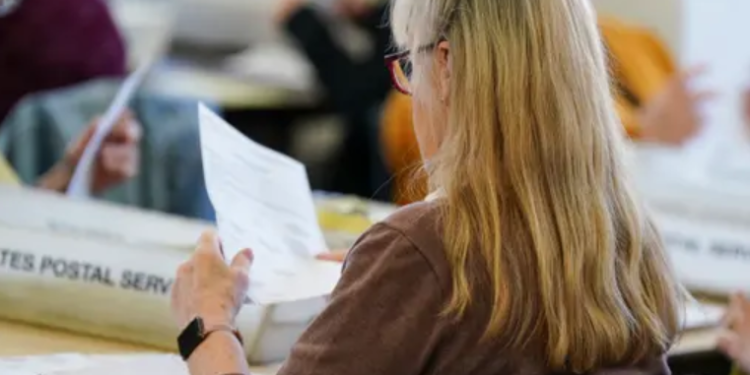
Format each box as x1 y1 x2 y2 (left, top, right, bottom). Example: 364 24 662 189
277 223 445 375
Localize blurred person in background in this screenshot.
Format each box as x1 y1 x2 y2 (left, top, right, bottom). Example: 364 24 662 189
275 0 392 200
0 0 137 194
382 15 717 205
0 0 126 124
0 112 141 193
0 0 139 200
0 0 213 220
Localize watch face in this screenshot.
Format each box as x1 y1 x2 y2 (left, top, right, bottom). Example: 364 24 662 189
0 0 22 17
177 318 205 360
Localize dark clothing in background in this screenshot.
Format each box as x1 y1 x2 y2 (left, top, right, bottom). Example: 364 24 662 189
285 5 392 120
284 5 393 201
0 0 127 123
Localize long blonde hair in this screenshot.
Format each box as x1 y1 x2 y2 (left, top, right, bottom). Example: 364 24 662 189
391 0 683 372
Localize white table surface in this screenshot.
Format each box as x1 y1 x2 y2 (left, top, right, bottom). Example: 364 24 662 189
0 319 281 374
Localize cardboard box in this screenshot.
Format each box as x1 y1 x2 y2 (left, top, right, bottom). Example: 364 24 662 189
0 185 353 364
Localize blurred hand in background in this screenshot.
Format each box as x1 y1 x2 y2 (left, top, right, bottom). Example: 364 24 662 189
639 65 715 146
39 111 141 193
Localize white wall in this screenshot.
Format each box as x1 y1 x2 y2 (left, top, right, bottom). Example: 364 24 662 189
594 0 683 56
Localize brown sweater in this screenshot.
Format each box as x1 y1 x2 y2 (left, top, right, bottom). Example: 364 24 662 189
278 201 671 375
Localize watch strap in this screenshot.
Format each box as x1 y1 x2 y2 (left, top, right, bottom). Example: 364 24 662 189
178 317 244 361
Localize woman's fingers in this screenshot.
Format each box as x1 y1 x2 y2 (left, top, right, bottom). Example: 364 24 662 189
195 230 223 257
230 249 254 292
171 261 194 328
231 249 254 271
316 250 349 262
690 89 719 103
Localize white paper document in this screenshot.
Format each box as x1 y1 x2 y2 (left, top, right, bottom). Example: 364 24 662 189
198 104 340 304
66 62 152 198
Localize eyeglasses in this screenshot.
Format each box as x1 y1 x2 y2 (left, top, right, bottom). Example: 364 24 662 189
384 43 437 96
384 50 413 95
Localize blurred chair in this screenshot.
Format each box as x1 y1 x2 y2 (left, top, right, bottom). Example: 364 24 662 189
0 79 215 221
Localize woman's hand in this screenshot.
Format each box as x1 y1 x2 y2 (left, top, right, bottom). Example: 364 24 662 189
316 249 350 262
718 293 750 373
172 231 253 375
638 66 715 146
171 231 253 330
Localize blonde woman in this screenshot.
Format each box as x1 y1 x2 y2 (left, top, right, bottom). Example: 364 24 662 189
171 1 684 374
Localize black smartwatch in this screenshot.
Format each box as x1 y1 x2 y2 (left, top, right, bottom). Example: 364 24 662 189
177 317 244 361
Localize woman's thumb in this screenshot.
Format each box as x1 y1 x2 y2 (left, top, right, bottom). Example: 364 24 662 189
231 248 254 271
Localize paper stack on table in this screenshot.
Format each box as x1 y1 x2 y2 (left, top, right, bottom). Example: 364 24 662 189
199 104 342 305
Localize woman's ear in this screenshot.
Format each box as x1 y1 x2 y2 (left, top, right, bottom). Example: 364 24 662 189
436 41 451 103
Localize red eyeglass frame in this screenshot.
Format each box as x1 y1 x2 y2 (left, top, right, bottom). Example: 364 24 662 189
384 50 412 95
384 42 440 96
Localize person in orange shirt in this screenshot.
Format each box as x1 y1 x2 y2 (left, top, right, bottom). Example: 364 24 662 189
382 17 716 205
